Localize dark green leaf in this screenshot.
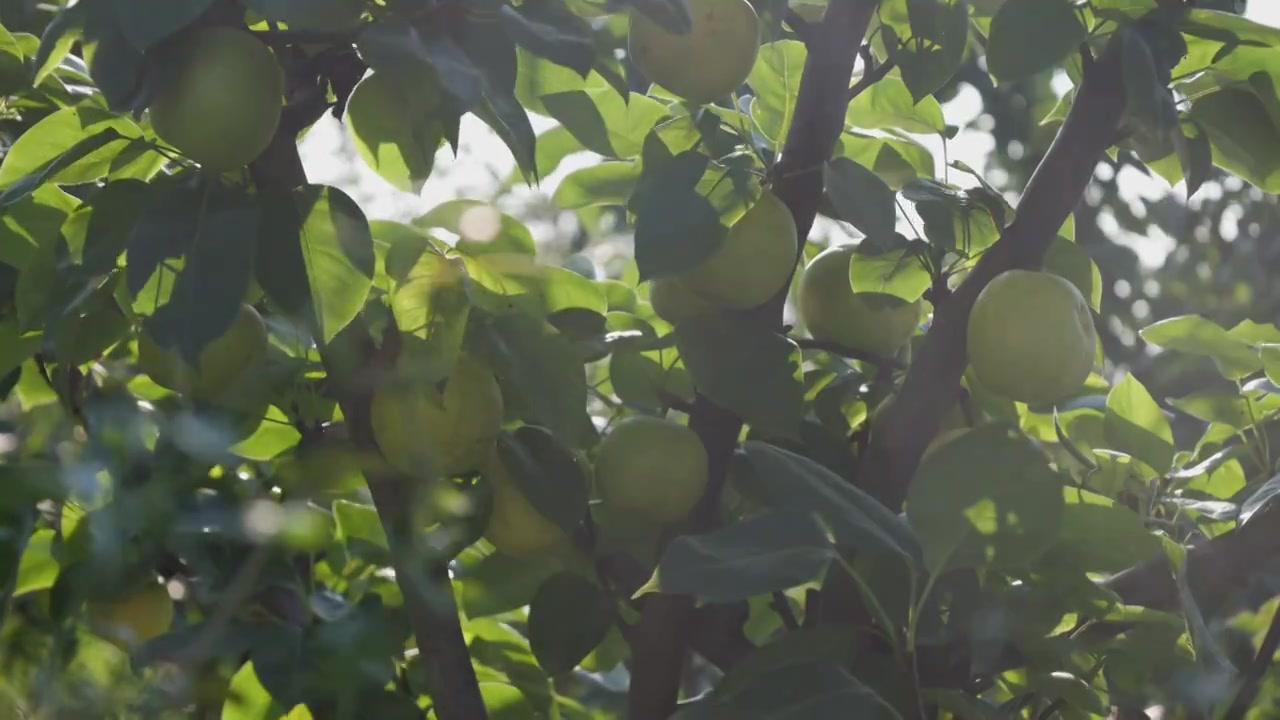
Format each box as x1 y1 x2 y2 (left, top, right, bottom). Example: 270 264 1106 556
907 423 1065 573
527 572 614 675
986 0 1086 82
144 190 259 366
256 185 375 344
740 443 921 565
824 158 897 238
456 546 561 618
675 315 804 439
1140 315 1261 381
1104 375 1175 474
496 426 590 534
638 509 836 602
109 0 214 51
848 247 931 302
475 312 594 448
498 0 594 78
629 138 725 280
1055 488 1162 573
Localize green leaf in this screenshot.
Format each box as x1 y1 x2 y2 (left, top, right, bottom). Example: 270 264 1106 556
907 423 1064 573
0 184 76 269
638 509 836 603
739 442 920 565
847 74 946 135
541 88 669 159
498 0 595 78
748 40 806 149
824 158 897 238
258 185 375 345
456 546 562 618
675 315 804 440
33 6 86 86
1140 314 1260 380
1104 375 1175 474
345 71 446 193
848 247 931 302
457 13 539 181
496 426 590 535
333 499 390 554
475 313 594 448
390 250 470 382
888 0 970 102
1190 88 1280 193
417 199 535 255
0 320 42 380
480 682 539 720
527 572 614 675
837 131 935 190
1043 237 1103 313
143 189 260 366
1055 487 1162 573
14 528 58 596
0 105 159 192
629 138 726 280
220 662 286 720
985 0 1086 82
231 406 303 462
109 0 214 51
553 161 640 209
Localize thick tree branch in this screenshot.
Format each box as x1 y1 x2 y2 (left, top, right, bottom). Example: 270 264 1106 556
625 1 879 717
856 38 1127 510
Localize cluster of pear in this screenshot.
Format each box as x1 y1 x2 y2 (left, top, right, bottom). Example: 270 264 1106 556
368 355 710 559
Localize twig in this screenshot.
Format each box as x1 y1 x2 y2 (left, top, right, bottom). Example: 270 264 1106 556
848 52 896 102
792 336 905 369
1222 596 1280 720
770 591 800 631
624 1 883 717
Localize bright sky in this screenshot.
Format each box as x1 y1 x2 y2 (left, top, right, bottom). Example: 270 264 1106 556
299 2 1280 265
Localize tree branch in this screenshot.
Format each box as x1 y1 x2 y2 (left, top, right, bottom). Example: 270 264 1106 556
855 36 1128 510
624 1 881 716
1223 593 1280 720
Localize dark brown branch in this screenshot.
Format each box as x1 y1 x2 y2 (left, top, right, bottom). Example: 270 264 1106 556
847 53 896 101
624 1 881 717
855 35 1128 510
1223 592 1280 720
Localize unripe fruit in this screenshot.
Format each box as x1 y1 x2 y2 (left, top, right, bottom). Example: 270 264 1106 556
629 0 760 105
370 359 504 478
686 190 798 309
482 456 565 557
138 304 268 399
87 582 174 651
967 270 1097 405
149 28 283 170
648 276 716 326
797 245 923 355
594 416 708 522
